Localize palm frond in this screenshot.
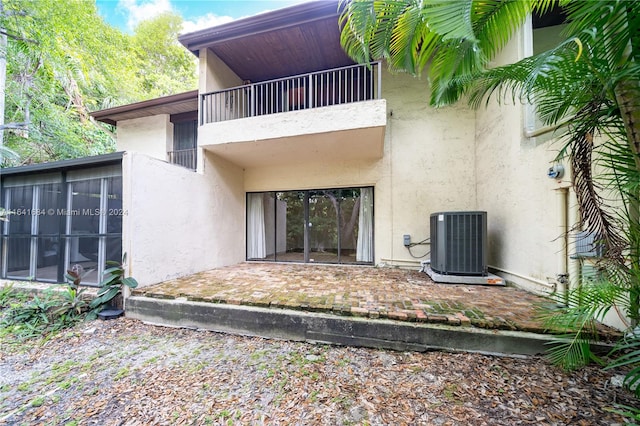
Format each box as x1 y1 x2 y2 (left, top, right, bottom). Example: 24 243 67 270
564 0 640 70
570 125 627 265
544 280 626 329
545 333 603 371
607 332 640 397
340 0 549 101
599 131 640 211
471 0 537 61
429 0 535 104
0 145 20 165
387 1 431 73
455 37 590 114
607 404 640 424
421 0 476 42
339 0 378 65
542 280 629 370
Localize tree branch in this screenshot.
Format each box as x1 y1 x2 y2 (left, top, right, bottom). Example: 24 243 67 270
0 29 37 44
0 122 28 130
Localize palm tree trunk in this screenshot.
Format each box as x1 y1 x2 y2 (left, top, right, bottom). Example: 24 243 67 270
614 78 640 325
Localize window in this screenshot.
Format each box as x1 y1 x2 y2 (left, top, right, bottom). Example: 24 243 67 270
247 187 373 264
170 119 197 170
524 8 568 141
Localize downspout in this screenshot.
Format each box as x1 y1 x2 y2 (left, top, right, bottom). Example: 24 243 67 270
557 187 570 300
567 188 581 298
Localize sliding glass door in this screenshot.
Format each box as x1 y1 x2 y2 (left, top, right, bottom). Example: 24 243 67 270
247 187 373 264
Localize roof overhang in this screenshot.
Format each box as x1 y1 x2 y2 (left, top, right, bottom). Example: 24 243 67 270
0 152 124 177
90 90 198 126
178 1 354 82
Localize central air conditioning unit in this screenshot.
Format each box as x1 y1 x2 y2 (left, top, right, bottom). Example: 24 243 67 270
430 211 487 276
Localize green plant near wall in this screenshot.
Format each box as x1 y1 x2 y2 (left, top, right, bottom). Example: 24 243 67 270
54 275 90 327
88 254 138 316
1 292 68 339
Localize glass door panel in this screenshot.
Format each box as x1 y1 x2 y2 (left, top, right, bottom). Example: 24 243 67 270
309 190 339 263
68 179 101 284
7 237 31 278
36 237 60 281
250 187 373 264
338 188 360 264
36 183 62 281
275 191 305 262
106 176 123 265
6 186 33 278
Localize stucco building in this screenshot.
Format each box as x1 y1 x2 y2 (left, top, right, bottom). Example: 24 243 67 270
2 1 606 324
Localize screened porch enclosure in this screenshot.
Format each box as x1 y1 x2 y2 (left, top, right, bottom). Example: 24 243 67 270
247 187 373 264
1 165 123 286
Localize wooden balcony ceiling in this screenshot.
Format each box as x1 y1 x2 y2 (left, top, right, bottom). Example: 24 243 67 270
179 1 355 83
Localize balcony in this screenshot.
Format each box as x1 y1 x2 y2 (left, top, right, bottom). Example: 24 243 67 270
198 62 386 168
201 62 382 123
168 148 197 171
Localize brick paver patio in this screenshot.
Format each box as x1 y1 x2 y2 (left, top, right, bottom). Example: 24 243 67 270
133 263 567 334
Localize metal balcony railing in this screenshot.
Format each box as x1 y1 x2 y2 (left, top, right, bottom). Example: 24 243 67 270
200 62 382 124
168 149 197 171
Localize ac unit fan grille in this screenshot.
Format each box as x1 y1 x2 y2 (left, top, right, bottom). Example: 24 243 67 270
431 211 487 276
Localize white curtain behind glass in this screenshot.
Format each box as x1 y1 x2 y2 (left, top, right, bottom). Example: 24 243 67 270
356 187 373 262
247 193 266 259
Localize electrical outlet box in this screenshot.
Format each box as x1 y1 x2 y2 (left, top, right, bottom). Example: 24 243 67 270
403 234 411 247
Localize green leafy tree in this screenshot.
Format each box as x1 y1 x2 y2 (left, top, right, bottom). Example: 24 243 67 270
340 0 640 375
0 0 197 165
131 12 197 98
1 0 129 163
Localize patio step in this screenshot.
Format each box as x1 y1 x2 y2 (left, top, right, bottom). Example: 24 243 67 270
125 295 587 357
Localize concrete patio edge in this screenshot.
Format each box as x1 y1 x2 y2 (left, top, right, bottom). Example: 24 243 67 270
125 295 581 357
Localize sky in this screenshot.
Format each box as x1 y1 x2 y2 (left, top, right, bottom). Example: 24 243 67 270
95 0 314 34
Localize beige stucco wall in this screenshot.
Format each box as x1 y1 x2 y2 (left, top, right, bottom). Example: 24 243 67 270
381 70 477 266
117 19 630 330
199 48 243 93
474 25 574 294
122 151 244 287
179 25 576 290
116 115 172 161
236 67 476 267
473 24 633 332
200 149 246 264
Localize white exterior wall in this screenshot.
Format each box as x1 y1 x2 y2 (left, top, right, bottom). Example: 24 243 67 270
122 152 243 287
116 115 172 161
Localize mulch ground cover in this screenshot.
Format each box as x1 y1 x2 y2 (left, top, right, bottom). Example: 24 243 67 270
0 317 637 425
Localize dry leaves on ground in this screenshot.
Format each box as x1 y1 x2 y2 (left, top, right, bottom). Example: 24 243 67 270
0 318 636 425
